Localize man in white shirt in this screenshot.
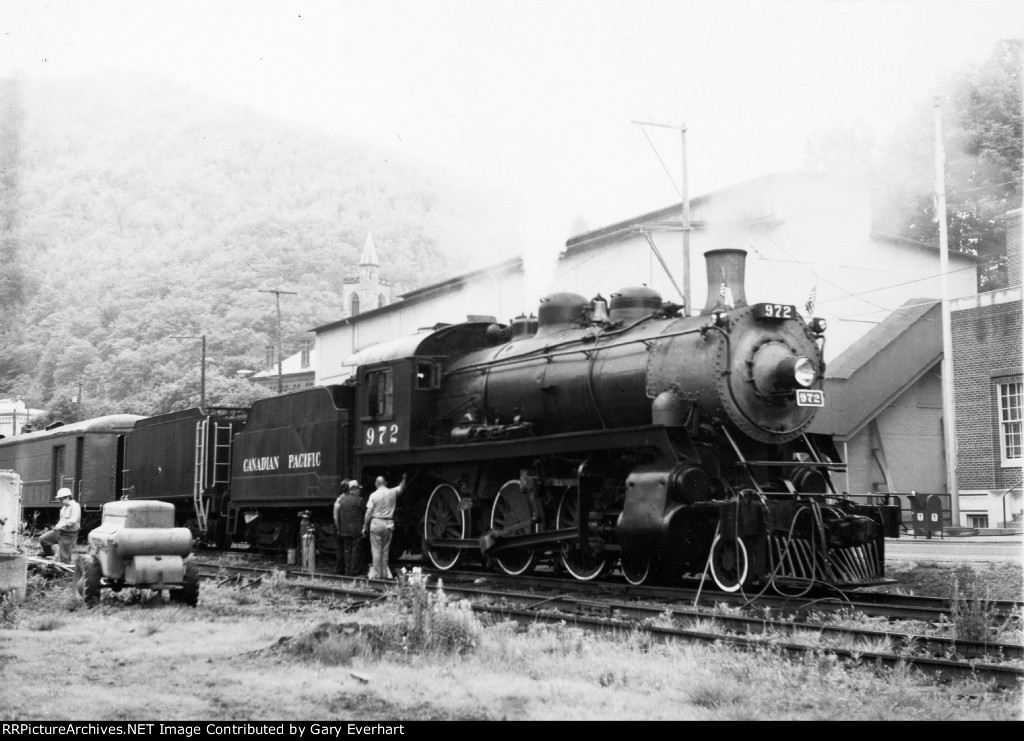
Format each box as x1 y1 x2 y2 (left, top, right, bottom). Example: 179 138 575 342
362 473 407 579
38 488 81 564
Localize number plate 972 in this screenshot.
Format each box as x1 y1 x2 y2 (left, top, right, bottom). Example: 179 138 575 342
796 390 825 407
755 303 796 319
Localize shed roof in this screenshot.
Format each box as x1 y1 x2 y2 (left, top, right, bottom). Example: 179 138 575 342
807 298 942 439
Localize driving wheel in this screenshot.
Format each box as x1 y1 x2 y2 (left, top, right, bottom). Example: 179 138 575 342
423 483 467 570
556 488 610 581
489 479 538 576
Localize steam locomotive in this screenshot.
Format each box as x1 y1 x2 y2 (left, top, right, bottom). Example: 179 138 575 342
1 248 900 592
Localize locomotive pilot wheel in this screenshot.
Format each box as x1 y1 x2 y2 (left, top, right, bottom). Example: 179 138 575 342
423 483 467 571
709 535 750 593
556 488 612 581
489 480 539 576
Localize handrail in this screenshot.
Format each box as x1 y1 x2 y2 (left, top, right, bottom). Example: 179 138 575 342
1003 477 1023 528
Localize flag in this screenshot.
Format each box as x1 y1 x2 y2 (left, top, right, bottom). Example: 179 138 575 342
805 284 817 316
719 268 734 309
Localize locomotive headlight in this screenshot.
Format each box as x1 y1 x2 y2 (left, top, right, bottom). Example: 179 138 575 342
768 355 817 391
792 356 816 388
811 317 828 334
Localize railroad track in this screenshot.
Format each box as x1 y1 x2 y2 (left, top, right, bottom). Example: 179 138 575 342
428 566 1024 623
200 551 1023 621
194 559 1024 688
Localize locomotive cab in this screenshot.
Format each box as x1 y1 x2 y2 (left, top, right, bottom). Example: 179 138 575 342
355 357 443 453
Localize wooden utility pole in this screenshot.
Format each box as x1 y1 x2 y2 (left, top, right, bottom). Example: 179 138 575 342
631 120 691 315
934 97 960 527
259 288 297 393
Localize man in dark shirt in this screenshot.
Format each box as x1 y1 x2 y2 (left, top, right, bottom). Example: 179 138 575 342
333 480 367 577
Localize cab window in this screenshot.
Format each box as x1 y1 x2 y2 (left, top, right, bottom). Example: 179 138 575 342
416 361 441 390
366 369 393 417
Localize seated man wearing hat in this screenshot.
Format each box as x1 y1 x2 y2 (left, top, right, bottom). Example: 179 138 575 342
38 487 81 564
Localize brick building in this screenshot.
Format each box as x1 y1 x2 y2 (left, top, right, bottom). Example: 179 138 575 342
951 208 1023 528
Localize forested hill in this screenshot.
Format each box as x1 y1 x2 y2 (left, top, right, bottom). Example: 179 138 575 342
0 74 522 419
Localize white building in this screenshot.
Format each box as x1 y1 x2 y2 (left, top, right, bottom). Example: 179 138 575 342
315 172 977 388
0 399 45 437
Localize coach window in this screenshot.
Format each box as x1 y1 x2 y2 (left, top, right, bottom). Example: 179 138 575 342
998 380 1022 466
366 369 393 418
51 445 66 499
416 361 441 390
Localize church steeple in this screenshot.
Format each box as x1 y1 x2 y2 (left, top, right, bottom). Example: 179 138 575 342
361 231 380 266
342 230 392 318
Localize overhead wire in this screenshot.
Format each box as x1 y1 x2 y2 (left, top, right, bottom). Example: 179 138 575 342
638 124 685 202
561 124 1017 319
751 227 893 313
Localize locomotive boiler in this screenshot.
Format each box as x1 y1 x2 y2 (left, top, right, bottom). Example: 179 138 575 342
348 248 900 590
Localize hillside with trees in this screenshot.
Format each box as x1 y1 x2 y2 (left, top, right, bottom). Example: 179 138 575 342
0 74 522 420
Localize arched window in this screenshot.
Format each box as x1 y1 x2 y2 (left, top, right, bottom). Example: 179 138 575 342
378 293 386 308
351 293 360 316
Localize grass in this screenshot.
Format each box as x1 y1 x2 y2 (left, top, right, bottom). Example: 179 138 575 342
1 556 1021 720
881 561 1023 602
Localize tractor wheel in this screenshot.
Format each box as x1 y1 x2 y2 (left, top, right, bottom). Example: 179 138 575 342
73 555 102 606
176 558 200 607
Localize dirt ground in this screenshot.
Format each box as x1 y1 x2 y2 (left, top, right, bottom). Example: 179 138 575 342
2 558 1022 721
0 574 443 722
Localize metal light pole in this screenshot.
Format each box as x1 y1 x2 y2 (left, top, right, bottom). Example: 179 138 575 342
259 288 297 394
934 97 959 527
170 334 207 409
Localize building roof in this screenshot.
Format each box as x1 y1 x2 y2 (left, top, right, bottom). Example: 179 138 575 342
868 232 979 263
808 298 942 439
312 255 523 333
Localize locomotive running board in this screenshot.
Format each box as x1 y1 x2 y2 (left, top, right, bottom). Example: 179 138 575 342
358 424 697 467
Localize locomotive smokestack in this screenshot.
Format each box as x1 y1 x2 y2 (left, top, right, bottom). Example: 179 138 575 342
701 248 748 315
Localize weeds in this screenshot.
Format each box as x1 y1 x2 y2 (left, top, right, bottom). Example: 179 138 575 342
950 566 998 642
363 568 482 656
26 615 64 631
280 567 485 665
283 622 368 666
0 589 19 628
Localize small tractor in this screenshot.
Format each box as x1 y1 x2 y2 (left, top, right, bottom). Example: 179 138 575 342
74 499 199 606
